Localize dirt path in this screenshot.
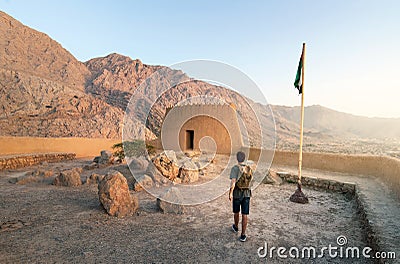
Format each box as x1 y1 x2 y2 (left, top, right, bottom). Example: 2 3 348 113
0 161 372 263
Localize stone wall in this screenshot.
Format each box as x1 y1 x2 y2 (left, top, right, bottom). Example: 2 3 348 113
250 149 400 199
0 153 76 170
275 171 356 194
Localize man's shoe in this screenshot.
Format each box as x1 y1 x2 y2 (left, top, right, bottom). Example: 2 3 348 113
239 234 247 242
231 224 238 233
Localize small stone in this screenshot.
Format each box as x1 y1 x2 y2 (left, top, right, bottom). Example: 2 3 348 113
85 173 104 185
84 162 99 170
156 187 185 214
145 163 169 184
99 150 113 164
128 157 149 171
11 169 54 185
133 174 153 191
178 161 199 183
263 170 282 185
53 168 82 187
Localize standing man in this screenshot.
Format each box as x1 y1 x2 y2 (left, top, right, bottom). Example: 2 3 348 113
229 151 252 242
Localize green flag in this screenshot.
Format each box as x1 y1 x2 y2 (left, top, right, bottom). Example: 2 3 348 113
294 52 303 94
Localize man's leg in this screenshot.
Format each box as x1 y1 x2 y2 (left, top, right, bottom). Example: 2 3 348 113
241 214 247 235
241 197 250 236
232 198 241 232
234 213 239 228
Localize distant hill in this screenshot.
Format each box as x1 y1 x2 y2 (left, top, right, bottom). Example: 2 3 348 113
272 105 400 140
0 11 399 154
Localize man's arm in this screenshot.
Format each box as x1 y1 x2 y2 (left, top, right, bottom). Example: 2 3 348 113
229 178 236 201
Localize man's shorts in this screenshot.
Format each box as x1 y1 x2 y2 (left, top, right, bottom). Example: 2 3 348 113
233 196 250 215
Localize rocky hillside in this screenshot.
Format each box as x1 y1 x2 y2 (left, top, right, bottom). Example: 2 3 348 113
0 11 399 153
0 11 125 138
0 11 269 144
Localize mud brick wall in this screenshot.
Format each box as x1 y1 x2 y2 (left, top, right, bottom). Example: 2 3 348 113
161 104 243 154
0 137 120 158
0 153 76 170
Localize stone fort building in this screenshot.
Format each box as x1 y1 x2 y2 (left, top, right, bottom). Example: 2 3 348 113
161 104 243 154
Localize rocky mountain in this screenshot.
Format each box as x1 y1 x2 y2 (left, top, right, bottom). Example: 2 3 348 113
0 11 268 144
0 11 126 138
0 11 399 154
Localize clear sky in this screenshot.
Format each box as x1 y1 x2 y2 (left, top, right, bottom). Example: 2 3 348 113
1 0 399 118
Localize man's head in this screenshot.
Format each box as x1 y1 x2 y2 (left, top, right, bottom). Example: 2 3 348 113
236 151 245 163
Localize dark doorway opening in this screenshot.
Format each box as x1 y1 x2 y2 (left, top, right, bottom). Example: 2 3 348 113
185 130 194 150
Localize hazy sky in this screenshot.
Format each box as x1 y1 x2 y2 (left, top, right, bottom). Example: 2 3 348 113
1 0 399 118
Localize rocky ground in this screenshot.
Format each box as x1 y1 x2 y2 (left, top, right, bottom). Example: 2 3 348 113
0 159 375 263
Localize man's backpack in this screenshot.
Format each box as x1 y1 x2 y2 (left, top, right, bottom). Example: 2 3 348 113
235 164 253 189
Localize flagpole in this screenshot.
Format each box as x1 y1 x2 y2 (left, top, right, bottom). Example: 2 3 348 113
298 43 305 189
290 42 308 204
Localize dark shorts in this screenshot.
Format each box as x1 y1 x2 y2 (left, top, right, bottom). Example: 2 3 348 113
233 196 250 215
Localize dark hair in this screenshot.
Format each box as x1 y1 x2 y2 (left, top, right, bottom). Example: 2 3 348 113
236 151 245 163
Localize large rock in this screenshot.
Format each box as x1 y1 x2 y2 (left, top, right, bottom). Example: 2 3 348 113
156 187 185 214
53 168 82 187
133 174 153 191
178 161 199 183
151 151 179 181
98 171 138 217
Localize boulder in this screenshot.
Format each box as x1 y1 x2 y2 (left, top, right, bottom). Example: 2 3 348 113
85 173 104 185
98 171 138 217
133 174 154 191
151 151 179 181
178 161 199 183
53 168 82 187
156 187 185 214
128 156 149 171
